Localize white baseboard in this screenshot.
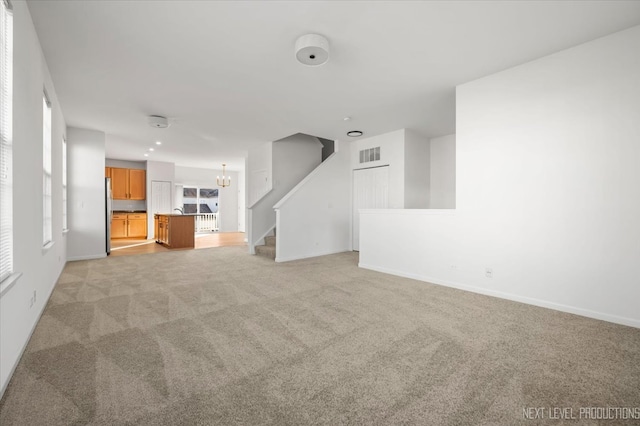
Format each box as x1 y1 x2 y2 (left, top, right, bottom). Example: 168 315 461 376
358 262 640 329
67 253 107 261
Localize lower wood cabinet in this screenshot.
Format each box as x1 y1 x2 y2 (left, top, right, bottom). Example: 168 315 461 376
111 213 147 238
154 214 194 248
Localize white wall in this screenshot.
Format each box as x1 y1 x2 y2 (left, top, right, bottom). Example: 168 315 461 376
237 158 246 232
145 161 174 238
350 129 405 208
175 165 239 232
67 128 106 260
274 141 351 262
360 25 640 328
1 0 67 397
429 134 456 208
404 129 430 208
247 141 272 207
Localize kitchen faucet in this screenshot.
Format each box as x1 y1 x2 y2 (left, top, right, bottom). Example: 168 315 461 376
173 207 183 214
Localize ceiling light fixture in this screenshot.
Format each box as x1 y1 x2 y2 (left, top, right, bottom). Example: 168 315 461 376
144 153 149 157
148 115 170 128
149 148 154 151
295 34 329 66
216 163 231 188
347 130 363 137
155 141 162 145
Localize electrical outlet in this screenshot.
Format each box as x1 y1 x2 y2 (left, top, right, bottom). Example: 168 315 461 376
450 264 458 270
485 268 493 278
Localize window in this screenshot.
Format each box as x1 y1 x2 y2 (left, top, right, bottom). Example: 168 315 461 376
182 186 218 214
0 0 13 283
62 136 67 232
42 93 52 246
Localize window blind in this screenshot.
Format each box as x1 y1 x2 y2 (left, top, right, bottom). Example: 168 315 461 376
0 0 13 282
62 137 67 231
43 94 52 245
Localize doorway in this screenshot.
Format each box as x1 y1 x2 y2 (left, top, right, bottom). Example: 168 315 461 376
352 166 389 251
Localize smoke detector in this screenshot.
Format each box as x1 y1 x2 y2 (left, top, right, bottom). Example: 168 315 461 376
148 115 170 128
295 34 329 66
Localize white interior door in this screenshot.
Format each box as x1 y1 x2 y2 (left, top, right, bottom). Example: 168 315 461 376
151 181 172 214
353 166 389 251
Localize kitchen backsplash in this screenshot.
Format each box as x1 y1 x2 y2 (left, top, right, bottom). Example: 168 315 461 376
112 199 146 211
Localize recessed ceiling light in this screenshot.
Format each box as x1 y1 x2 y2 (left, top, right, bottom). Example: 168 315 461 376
144 153 149 157
343 117 351 121
347 130 363 137
149 148 154 151
155 141 162 145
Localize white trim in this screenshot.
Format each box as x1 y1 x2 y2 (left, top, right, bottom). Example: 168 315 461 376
276 248 351 263
67 253 107 261
41 241 54 252
0 271 21 297
358 262 640 329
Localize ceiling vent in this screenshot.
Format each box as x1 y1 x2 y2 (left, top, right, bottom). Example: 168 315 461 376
148 115 170 128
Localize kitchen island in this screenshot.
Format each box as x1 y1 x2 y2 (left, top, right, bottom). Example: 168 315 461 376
154 214 195 249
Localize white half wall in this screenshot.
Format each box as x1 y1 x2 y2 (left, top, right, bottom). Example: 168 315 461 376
429 134 456 209
359 25 640 328
1 1 67 397
274 142 351 262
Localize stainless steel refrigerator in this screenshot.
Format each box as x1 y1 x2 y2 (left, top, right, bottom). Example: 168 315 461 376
105 177 112 255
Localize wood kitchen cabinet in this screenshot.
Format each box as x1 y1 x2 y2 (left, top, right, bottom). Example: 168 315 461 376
111 213 128 238
155 214 194 248
110 167 146 200
111 213 147 238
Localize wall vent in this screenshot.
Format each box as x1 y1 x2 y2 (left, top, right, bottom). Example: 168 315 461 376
359 147 380 164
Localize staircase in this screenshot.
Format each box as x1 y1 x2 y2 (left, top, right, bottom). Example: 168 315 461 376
255 235 276 259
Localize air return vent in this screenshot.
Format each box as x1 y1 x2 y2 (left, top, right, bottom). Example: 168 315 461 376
359 147 380 164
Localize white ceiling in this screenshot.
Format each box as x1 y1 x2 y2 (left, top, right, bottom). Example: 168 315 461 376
27 1 640 171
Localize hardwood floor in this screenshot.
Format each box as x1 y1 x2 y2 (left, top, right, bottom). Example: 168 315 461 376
109 232 247 257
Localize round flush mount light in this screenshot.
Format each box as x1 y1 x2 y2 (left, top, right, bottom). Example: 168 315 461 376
155 141 162 145
148 115 170 128
347 130 363 137
295 34 329 66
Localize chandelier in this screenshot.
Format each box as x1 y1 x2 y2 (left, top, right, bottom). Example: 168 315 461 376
217 163 231 188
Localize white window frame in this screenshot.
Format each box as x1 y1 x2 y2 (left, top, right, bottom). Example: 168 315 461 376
42 92 52 247
0 0 14 288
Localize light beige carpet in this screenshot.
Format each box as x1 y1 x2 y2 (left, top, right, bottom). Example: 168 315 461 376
1 246 639 425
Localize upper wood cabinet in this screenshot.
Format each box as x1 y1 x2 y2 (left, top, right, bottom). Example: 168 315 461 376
128 169 146 200
108 167 146 200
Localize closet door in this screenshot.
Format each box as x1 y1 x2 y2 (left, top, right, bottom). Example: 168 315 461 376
353 166 389 251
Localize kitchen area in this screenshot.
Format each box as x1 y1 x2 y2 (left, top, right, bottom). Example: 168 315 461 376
105 159 243 256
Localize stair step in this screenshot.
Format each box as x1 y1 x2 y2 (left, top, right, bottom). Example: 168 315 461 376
264 236 276 247
255 244 275 260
